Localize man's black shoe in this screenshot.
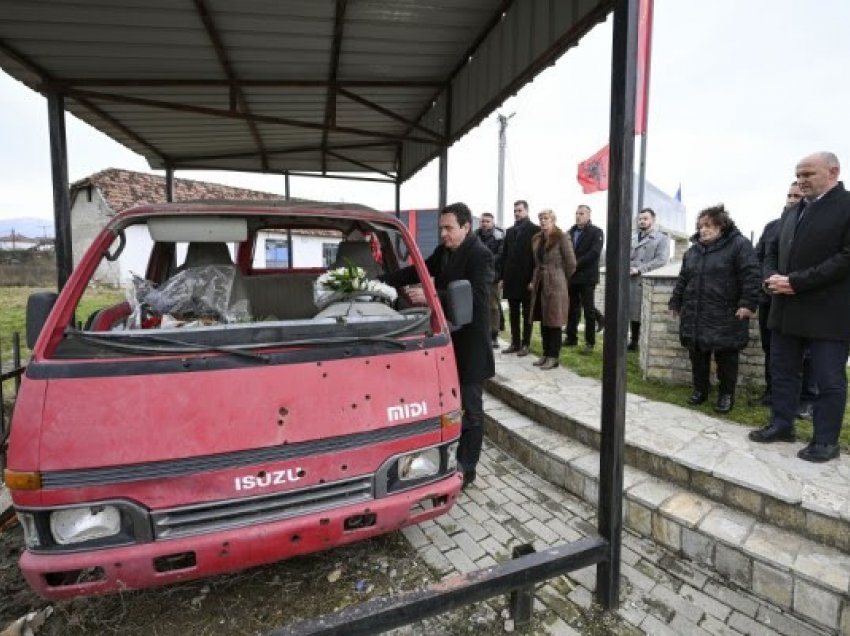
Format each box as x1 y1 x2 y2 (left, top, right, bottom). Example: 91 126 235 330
714 394 734 414
516 345 530 357
502 344 521 354
687 390 708 405
797 442 839 463
796 403 814 420
748 424 796 443
461 470 477 489
563 339 578 347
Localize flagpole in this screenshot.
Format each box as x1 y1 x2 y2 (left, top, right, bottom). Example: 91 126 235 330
635 0 654 215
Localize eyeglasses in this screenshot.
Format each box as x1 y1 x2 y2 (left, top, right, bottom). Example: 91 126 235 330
787 194 802 199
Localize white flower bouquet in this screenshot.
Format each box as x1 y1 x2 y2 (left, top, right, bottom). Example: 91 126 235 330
313 261 397 309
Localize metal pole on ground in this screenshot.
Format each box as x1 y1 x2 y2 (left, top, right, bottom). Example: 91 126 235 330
47 91 72 291
596 0 639 610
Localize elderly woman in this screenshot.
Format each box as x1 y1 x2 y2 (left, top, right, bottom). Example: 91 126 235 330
669 204 761 413
528 209 577 370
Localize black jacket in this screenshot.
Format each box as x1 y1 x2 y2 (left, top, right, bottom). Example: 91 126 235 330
383 232 495 384
765 182 850 341
754 216 781 304
567 222 604 286
475 226 504 281
669 224 761 352
500 217 539 299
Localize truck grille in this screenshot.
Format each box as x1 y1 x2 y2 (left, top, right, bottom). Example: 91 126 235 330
151 476 373 539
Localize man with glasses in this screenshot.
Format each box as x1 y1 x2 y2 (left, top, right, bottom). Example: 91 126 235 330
500 200 539 356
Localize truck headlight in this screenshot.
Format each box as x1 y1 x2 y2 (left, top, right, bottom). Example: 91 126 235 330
398 448 441 481
50 505 122 545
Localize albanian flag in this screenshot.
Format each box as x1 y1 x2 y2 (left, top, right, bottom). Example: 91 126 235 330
576 144 609 194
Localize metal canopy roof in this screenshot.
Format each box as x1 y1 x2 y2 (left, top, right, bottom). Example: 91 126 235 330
0 0 613 183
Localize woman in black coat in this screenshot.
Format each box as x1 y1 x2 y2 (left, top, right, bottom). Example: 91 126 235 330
669 205 761 413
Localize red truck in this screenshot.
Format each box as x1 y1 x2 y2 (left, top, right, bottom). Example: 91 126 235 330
3 203 468 599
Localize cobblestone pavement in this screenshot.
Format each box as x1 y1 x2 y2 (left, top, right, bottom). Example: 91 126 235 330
399 443 832 636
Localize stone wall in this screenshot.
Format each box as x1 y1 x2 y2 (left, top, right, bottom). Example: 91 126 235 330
597 266 766 389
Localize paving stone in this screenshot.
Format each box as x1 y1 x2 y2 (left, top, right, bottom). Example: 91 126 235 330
400 524 429 549
503 500 533 523
640 613 679 636
793 577 841 630
621 562 657 594
752 561 793 609
841 604 850 636
566 564 596 592
616 601 648 628
715 543 752 588
670 613 713 636
443 547 478 574
728 611 781 636
649 581 706 623
741 523 800 570
502 485 527 504
756 605 829 636
419 545 452 575
652 512 682 552
503 517 538 544
792 543 850 593
626 478 680 508
434 513 460 534
702 581 760 618
481 517 513 545
699 614 744 636
522 499 554 522
544 516 584 542
657 554 709 590
474 555 498 569
422 523 456 552
536 583 584 623
679 584 732 621
454 514 488 543
452 531 486 562
625 500 652 536
525 518 560 546
566 585 593 610
660 491 715 528
682 527 715 567
540 616 583 636
699 507 755 547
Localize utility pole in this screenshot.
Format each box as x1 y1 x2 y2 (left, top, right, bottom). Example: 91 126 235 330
496 112 515 229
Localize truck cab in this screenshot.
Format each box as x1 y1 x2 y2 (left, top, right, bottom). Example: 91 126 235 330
4 202 465 599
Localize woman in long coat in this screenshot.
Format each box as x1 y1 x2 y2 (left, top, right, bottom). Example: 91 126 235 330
528 209 577 370
669 204 761 413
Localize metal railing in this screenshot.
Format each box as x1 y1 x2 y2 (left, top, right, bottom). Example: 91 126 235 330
1 332 26 467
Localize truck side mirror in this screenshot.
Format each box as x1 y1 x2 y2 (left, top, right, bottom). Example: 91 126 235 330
444 280 472 330
26 291 58 349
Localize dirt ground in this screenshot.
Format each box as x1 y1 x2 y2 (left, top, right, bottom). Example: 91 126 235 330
0 520 569 635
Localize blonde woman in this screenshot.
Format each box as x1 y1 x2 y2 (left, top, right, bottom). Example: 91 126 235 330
528 209 577 369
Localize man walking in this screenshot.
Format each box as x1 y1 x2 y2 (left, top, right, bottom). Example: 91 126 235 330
500 200 539 356
750 152 850 463
628 208 670 351
475 212 505 347
381 202 495 485
565 204 604 354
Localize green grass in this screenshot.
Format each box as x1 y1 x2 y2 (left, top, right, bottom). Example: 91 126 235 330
524 330 850 450
0 286 125 367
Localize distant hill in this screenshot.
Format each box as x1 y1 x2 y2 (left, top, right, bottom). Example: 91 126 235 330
0 218 54 239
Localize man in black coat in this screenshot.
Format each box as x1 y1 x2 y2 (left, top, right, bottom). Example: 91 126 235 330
752 181 817 412
475 211 505 347
565 204 605 354
500 200 539 356
751 152 850 463
381 202 495 486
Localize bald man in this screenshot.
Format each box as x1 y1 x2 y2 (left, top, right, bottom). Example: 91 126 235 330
750 152 850 463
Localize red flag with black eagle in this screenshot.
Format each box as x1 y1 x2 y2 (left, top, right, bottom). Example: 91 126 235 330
576 144 609 194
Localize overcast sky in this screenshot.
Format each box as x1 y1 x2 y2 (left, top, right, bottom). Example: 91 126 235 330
1 0 848 241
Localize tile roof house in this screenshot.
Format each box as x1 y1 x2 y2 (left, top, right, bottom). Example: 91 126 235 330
70 168 290 285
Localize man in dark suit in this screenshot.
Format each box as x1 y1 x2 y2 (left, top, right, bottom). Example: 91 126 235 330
750 152 850 463
381 202 495 486
475 211 505 347
565 204 605 354
500 200 539 356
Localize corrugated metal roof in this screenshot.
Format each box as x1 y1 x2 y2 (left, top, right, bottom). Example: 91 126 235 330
0 0 613 182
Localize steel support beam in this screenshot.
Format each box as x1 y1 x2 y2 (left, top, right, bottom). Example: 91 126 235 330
46 92 72 291
165 166 175 202
595 0 639 610
438 86 451 209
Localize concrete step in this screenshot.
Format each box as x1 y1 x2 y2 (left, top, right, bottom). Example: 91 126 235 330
482 390 850 634
485 354 850 557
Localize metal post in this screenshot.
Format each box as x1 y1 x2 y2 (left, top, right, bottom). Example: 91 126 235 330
438 88 451 209
508 544 535 625
496 112 514 229
284 171 291 201
12 333 21 392
165 165 175 202
47 92 72 291
636 133 647 213
395 179 401 218
596 0 639 610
